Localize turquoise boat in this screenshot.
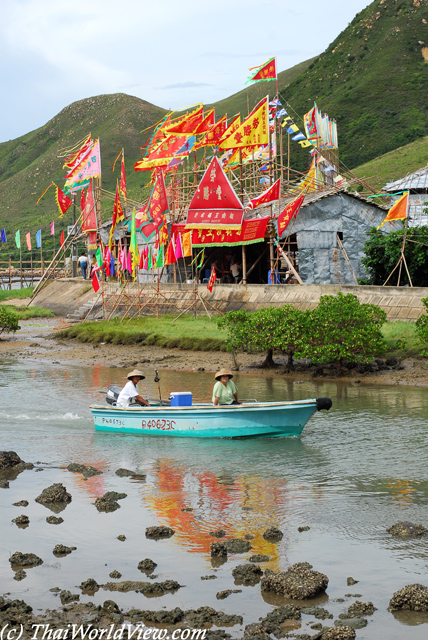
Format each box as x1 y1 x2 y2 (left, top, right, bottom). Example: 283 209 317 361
90 397 332 439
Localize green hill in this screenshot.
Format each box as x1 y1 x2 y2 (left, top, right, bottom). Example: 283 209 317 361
0 94 167 247
272 0 428 170
352 134 428 190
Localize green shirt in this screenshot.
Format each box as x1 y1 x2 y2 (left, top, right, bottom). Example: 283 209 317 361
212 379 237 405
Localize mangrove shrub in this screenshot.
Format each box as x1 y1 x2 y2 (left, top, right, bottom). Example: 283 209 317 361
0 307 21 336
415 296 428 356
301 292 387 368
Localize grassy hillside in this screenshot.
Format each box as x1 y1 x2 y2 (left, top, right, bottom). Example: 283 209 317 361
352 134 428 190
275 0 428 171
0 94 166 252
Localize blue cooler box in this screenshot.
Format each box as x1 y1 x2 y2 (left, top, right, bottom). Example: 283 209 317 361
170 392 192 407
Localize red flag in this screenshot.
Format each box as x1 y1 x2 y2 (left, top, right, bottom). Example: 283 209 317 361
60 230 65 247
275 195 305 237
166 239 177 265
80 188 86 212
193 110 215 135
81 180 97 233
195 115 228 149
147 171 169 230
120 151 127 202
247 58 277 83
91 271 100 292
55 187 73 217
112 181 124 228
163 107 204 136
246 178 281 210
207 267 217 292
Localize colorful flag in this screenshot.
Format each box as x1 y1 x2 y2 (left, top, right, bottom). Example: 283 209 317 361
50 221 55 235
377 192 409 229
25 233 32 251
219 99 268 150
182 232 192 257
0 229 6 243
292 132 306 142
156 243 164 268
62 134 92 170
218 115 241 144
174 234 183 260
55 187 73 217
163 107 204 136
129 208 140 277
36 230 42 249
147 245 153 270
147 171 169 230
81 180 97 233
60 231 65 247
64 138 102 192
91 271 100 293
245 178 281 210
134 135 188 171
120 150 127 202
246 57 276 84
95 246 103 267
195 115 228 149
193 109 215 135
15 230 20 249
166 238 177 265
275 195 305 238
207 266 217 292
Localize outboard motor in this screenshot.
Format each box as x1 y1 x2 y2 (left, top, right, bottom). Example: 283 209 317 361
106 385 122 406
316 397 333 411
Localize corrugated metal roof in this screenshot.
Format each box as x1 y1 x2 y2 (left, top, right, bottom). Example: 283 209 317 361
383 166 428 191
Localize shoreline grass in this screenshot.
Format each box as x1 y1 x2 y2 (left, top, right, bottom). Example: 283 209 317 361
56 316 426 359
57 315 227 351
0 287 33 302
0 304 54 320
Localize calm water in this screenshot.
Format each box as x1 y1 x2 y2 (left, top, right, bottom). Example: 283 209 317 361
1 358 428 638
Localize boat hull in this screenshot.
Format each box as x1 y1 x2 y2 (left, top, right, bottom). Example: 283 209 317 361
90 400 320 439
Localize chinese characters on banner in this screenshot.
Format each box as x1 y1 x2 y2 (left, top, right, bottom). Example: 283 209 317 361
185 156 244 230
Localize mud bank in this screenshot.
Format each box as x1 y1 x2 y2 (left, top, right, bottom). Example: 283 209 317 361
1 318 428 388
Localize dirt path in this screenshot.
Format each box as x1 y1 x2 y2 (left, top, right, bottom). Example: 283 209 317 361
1 316 428 387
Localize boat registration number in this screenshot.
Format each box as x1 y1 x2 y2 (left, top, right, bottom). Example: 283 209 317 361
101 418 125 426
142 419 176 431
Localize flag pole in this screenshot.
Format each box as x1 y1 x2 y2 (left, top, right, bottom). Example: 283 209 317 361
19 245 22 289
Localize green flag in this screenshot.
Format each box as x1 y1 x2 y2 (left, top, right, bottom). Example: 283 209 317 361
95 246 103 267
15 230 20 249
156 244 164 268
147 245 152 270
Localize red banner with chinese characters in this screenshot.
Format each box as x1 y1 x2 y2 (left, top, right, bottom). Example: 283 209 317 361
172 216 269 247
81 180 97 233
275 195 305 237
186 156 244 230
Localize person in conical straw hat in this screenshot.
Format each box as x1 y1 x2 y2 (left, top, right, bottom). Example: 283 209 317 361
116 370 151 407
212 368 241 406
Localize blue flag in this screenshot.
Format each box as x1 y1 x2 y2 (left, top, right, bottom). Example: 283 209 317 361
36 229 42 248
0 229 6 243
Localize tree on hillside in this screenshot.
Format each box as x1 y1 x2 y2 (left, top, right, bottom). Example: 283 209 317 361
361 226 428 287
300 292 387 370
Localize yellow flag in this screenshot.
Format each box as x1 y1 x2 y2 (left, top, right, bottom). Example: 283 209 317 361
182 232 192 257
219 98 269 150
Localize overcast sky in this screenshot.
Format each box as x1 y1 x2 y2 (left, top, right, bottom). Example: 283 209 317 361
0 0 371 143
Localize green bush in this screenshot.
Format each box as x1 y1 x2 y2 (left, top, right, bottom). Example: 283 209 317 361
362 226 428 286
301 292 387 368
415 296 428 356
0 307 21 336
218 306 309 370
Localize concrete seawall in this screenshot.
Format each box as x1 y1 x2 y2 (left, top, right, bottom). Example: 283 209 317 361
32 279 428 321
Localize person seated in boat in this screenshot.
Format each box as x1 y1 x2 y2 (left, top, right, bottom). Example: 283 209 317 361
212 369 241 406
117 370 151 407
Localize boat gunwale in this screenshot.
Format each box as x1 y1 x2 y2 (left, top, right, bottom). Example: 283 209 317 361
89 399 318 412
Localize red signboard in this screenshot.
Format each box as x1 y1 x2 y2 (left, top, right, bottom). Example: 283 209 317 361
186 156 244 230
172 216 269 247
